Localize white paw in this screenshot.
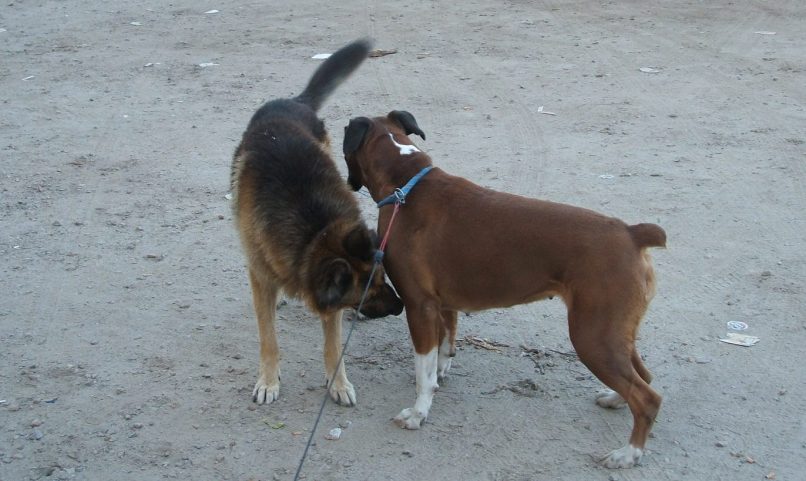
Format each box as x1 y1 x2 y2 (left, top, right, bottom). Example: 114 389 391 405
327 378 356 406
252 377 280 404
596 389 627 409
602 444 643 469
393 408 426 429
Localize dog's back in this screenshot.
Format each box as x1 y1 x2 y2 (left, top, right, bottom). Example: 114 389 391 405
231 39 372 298
234 117 359 291
232 38 372 184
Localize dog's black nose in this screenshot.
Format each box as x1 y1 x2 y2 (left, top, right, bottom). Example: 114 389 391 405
359 284 403 318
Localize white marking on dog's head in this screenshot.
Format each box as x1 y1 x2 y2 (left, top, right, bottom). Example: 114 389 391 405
388 133 421 155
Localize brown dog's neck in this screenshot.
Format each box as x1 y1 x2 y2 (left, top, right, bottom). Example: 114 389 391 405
369 154 433 204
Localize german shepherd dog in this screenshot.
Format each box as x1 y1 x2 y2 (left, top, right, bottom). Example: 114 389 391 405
230 39 403 407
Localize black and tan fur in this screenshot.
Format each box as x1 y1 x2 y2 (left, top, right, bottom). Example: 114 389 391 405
230 39 402 407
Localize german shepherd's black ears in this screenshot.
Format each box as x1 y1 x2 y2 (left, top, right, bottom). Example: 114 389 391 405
388 110 425 140
343 117 371 157
314 259 353 309
343 226 374 262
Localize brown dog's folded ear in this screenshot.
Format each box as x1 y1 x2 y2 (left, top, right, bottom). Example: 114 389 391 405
388 110 426 140
343 226 374 262
313 259 353 309
343 117 371 157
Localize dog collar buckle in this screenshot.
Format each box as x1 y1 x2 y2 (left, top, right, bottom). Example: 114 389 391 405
393 188 407 205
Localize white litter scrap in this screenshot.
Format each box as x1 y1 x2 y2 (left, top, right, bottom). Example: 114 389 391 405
22 76 35 81
719 332 760 347
754 31 776 35
324 427 342 440
537 105 556 116
312 53 332 60
130 21 142 26
0 28 7 33
639 67 660 73
224 193 233 200
198 62 219 67
204 9 220 14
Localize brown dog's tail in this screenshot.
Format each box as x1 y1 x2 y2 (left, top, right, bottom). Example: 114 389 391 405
295 38 373 112
628 223 667 249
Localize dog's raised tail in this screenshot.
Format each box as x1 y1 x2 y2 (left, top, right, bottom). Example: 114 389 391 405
628 223 667 249
295 38 373 112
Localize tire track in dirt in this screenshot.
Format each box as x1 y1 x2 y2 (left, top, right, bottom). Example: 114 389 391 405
434 45 549 196
362 0 551 197
648 3 805 319
567 2 804 330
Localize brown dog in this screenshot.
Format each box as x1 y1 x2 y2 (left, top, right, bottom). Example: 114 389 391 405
343 110 666 468
230 40 402 408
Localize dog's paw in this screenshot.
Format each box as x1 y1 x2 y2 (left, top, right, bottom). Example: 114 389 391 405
393 408 426 430
601 444 643 469
252 377 280 404
595 389 627 409
327 378 356 406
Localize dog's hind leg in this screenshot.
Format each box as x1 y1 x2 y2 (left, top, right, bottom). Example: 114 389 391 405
631 348 653 384
568 303 661 469
438 310 457 381
249 269 281 404
321 309 356 406
595 348 653 410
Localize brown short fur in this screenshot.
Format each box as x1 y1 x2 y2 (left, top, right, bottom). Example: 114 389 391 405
343 110 666 467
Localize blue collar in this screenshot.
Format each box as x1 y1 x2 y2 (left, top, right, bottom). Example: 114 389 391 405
376 166 434 208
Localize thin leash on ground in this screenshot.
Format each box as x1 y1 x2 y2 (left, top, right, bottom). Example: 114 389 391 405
292 260 379 481
292 204 400 480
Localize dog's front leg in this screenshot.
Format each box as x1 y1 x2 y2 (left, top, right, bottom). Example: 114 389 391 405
249 270 281 404
321 309 356 406
394 303 440 429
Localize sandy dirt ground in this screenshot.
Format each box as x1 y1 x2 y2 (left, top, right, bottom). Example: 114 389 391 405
2 1 805 480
